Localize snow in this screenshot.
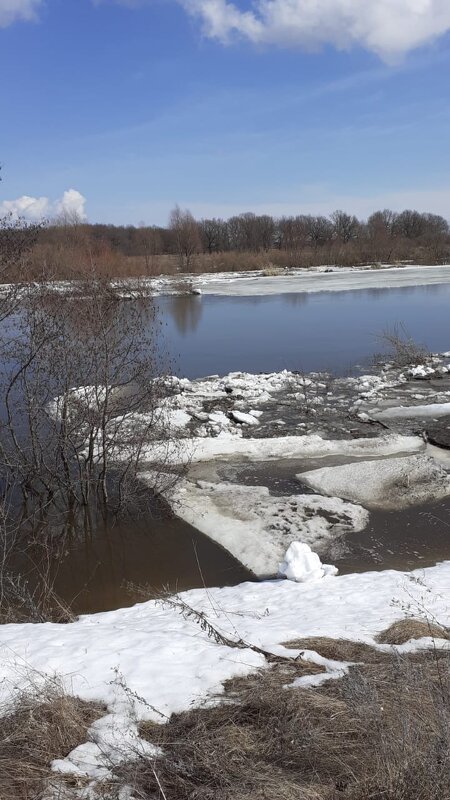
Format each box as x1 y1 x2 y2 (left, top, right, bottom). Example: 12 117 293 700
373 402 450 420
162 478 369 576
6 264 450 304
0 562 449 788
279 542 338 583
165 408 192 428
52 714 159 780
299 454 450 511
407 364 450 379
0 563 448 724
195 264 450 297
154 432 423 467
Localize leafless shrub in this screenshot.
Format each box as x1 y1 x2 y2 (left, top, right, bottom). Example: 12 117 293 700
375 323 431 367
261 264 285 276
0 269 186 623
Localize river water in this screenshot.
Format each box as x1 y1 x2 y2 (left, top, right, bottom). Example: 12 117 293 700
159 284 450 377
7 283 450 613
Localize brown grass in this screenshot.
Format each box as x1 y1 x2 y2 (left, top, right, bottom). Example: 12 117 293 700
376 618 450 645
284 636 391 664
0 681 104 799
119 643 449 800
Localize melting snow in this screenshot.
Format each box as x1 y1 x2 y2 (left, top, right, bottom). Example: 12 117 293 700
299 454 450 510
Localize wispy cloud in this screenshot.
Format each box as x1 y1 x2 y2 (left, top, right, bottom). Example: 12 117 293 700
1 189 87 221
0 0 42 27
183 0 450 62
105 0 450 62
5 0 450 63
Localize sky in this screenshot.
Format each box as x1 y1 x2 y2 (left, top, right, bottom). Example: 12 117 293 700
1 0 450 226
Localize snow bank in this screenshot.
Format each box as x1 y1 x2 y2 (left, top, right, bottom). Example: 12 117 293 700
163 478 368 576
1 561 449 788
279 542 338 583
299 454 450 511
0 563 449 724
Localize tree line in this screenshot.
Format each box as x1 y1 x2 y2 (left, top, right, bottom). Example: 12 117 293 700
25 205 449 277
1 201 450 281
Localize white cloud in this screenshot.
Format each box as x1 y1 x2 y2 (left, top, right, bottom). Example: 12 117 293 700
0 0 42 27
54 189 87 221
181 0 450 61
1 189 87 222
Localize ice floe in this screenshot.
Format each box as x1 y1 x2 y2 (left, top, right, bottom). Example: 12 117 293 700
299 454 450 510
162 478 369 576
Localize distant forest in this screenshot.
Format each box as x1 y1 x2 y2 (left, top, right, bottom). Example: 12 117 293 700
3 206 450 280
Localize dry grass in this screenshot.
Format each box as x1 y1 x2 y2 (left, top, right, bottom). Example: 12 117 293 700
376 618 450 645
119 640 449 800
284 636 391 664
0 681 104 799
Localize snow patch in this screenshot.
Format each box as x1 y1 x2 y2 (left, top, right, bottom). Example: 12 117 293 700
229 410 260 426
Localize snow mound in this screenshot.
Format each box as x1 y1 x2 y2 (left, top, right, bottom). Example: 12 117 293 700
279 542 338 583
165 479 369 576
299 454 450 511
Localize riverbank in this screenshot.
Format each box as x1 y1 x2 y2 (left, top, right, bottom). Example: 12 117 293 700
2 262 450 302
0 560 449 796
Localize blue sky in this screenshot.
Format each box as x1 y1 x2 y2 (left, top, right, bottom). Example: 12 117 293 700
1 0 450 225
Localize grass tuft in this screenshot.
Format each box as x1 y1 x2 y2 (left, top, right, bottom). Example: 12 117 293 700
0 681 104 799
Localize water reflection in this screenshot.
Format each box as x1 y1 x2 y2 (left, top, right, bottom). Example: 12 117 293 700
10 504 253 615
166 295 203 334
282 293 309 307
157 284 450 379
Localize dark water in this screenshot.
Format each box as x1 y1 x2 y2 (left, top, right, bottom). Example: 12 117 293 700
159 284 450 378
216 459 450 575
49 514 252 615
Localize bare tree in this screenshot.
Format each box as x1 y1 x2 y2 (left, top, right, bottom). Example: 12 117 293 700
393 210 426 239
330 210 361 244
169 206 201 271
137 225 162 273
0 272 183 524
0 164 42 319
306 215 334 248
199 218 228 254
